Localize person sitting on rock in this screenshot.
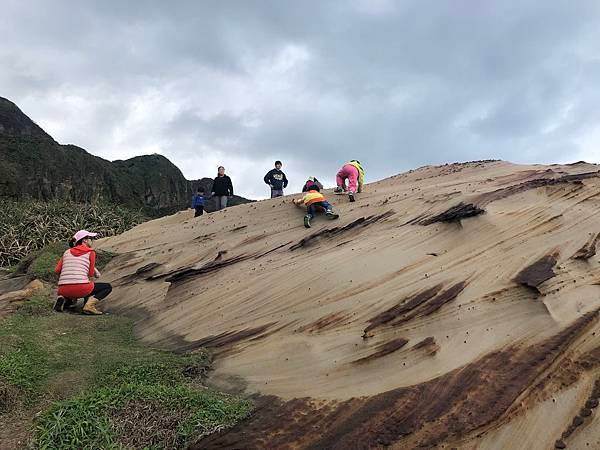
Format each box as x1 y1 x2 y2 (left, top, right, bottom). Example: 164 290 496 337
293 184 339 228
301 176 324 192
191 187 205 217
53 230 112 315
334 160 365 202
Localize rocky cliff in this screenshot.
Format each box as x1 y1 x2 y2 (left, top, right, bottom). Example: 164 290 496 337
0 97 250 214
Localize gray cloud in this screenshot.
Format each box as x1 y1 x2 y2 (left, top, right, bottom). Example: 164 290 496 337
2 0 600 198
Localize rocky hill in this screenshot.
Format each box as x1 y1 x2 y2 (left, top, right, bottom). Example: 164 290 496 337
98 160 600 449
0 97 250 215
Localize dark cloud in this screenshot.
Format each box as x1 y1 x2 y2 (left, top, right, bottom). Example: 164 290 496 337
2 0 600 198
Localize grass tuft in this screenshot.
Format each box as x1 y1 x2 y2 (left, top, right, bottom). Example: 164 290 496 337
28 242 67 282
18 241 118 282
36 384 251 449
0 294 252 449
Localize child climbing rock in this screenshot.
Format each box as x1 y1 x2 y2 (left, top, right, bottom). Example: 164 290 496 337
334 160 365 202
301 176 324 192
294 184 339 228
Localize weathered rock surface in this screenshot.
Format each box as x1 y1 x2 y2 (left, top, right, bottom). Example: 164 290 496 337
98 160 600 449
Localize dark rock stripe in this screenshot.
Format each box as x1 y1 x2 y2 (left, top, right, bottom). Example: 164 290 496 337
193 310 598 449
514 253 558 291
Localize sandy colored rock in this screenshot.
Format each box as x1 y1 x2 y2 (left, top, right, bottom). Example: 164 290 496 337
0 279 44 303
0 278 46 319
97 161 600 449
0 275 29 296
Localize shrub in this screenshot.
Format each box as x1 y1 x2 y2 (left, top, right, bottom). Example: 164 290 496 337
0 200 147 267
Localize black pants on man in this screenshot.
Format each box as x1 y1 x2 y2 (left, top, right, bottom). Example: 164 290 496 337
194 206 204 217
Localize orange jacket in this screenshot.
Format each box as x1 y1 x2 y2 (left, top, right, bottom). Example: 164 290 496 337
301 190 326 206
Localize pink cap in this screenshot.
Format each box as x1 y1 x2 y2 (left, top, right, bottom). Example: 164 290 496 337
73 230 98 242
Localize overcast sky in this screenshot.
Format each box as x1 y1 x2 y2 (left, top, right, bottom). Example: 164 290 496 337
2 0 600 199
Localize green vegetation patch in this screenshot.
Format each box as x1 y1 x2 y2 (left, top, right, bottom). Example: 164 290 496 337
0 294 252 449
26 242 68 282
0 296 51 399
0 199 147 268
36 384 250 450
19 241 117 282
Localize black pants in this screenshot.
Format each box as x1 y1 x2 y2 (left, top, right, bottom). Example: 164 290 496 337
194 206 204 217
85 282 112 301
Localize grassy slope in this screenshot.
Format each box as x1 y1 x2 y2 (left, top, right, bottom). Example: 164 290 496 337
14 241 117 283
0 294 251 449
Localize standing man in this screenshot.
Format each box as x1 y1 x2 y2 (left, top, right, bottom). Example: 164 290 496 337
211 166 234 210
263 160 288 198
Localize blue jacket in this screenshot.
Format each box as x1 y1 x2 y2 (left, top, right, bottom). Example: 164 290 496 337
192 195 204 208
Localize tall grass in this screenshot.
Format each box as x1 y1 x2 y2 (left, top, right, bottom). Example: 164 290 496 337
0 200 147 267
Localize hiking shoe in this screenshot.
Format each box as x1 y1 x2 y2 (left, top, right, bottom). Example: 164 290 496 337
348 192 355 202
53 296 65 312
64 298 76 310
304 215 312 228
333 186 345 194
82 298 103 315
326 210 339 220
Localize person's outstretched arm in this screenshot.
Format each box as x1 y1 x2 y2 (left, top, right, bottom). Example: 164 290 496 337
283 173 289 188
228 177 234 196
264 170 272 185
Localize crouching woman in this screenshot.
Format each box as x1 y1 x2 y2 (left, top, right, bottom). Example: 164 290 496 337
53 230 112 315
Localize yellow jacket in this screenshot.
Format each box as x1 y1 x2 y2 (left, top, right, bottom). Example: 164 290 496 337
302 190 325 206
347 160 365 192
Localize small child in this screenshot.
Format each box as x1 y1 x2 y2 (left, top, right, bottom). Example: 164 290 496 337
293 184 339 228
334 160 364 202
301 176 324 192
192 187 205 217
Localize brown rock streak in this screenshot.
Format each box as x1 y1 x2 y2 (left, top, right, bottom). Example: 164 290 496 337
420 203 485 225
364 281 466 336
572 232 600 260
290 211 396 251
193 309 598 449
364 284 443 334
514 253 558 290
353 338 410 365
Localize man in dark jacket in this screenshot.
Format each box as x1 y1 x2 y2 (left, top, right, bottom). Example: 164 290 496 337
263 160 288 198
211 166 234 210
